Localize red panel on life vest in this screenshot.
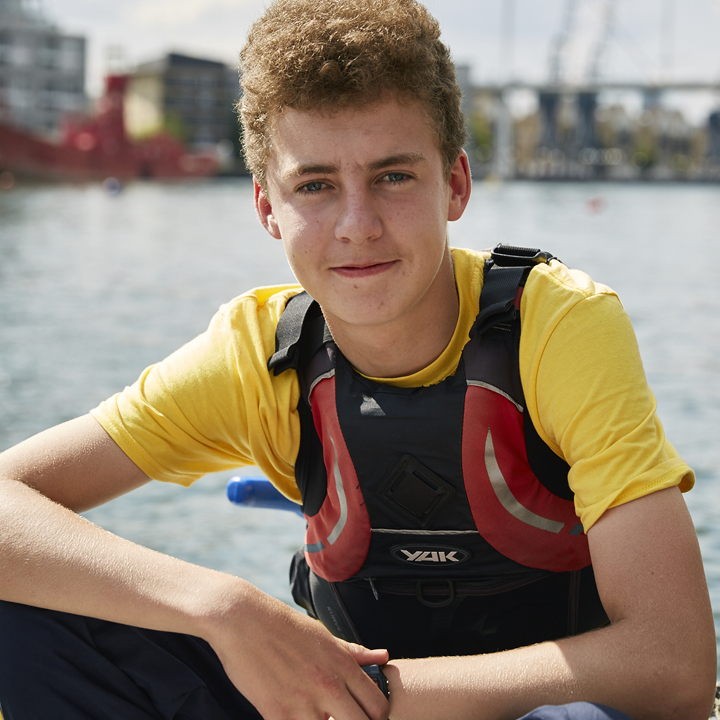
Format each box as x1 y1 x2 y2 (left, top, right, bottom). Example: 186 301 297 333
463 385 591 572
304 376 372 582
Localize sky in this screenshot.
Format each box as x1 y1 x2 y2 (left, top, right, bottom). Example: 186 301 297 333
39 0 720 123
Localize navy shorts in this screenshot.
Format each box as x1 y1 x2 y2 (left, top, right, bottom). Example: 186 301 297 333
0 600 261 719
0 601 634 720
518 704 635 719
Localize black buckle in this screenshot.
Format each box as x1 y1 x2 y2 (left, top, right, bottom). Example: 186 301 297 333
491 244 556 267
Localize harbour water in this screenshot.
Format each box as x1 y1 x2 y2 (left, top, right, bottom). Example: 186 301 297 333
0 178 719 664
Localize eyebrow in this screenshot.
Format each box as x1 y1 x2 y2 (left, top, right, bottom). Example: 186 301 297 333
367 152 428 172
284 163 339 180
283 152 428 181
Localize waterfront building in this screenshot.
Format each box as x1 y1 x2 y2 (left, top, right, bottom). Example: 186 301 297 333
707 111 720 166
124 53 239 149
0 0 86 136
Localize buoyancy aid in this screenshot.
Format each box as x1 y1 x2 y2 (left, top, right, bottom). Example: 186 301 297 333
269 246 609 658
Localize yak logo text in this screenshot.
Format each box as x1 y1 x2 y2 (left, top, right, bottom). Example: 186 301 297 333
390 545 471 565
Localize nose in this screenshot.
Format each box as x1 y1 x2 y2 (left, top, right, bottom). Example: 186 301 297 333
334 187 382 244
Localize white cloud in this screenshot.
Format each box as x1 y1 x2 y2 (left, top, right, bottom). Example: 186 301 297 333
130 0 260 27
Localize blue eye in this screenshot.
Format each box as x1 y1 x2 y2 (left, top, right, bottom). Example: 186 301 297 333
384 172 409 183
299 181 326 194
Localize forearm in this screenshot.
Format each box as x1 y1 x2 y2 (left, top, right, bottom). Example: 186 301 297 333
0 414 239 637
0 476 248 639
385 489 717 720
385 620 710 720
386 638 574 720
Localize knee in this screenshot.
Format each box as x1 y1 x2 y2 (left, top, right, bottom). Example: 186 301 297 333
0 600 44 661
0 601 92 677
0 601 46 694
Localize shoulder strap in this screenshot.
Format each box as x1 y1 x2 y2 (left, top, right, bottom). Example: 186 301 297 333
473 244 556 334
267 291 331 375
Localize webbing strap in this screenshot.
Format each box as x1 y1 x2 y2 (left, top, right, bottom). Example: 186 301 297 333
473 264 527 335
473 244 555 335
267 291 316 374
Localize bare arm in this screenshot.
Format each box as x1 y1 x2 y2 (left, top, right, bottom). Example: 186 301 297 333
384 487 716 720
0 415 389 720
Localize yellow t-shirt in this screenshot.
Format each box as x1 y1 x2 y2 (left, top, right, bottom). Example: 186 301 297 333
91 247 693 531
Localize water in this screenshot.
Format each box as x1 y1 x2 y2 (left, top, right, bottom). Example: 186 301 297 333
0 179 719 659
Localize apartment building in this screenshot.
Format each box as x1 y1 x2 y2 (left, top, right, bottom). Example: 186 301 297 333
125 53 239 148
0 0 86 135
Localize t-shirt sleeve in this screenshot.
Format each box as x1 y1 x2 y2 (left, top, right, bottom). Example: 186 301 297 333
519 263 694 531
90 287 303 502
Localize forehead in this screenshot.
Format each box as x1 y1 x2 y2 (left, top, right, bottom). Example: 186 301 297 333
265 97 441 176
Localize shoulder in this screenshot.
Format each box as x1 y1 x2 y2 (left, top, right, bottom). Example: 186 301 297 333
450 246 490 282
522 259 620 324
110 282 305 425
207 284 304 353
517 258 629 402
519 260 628 369
215 284 304 328
450 247 619 318
449 246 490 310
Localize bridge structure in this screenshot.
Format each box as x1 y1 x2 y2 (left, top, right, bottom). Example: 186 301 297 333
468 80 720 180
468 0 720 180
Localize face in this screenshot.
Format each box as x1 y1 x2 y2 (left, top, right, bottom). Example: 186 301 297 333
255 97 471 341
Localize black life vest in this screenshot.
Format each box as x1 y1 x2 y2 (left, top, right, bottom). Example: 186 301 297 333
269 246 608 658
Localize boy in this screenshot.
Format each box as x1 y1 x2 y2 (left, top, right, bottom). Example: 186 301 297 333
0 1 715 719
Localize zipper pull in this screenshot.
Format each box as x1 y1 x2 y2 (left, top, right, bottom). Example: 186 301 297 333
368 577 379 601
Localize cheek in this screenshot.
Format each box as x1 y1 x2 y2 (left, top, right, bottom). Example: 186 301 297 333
280 207 331 256
278 213 309 250
282 239 308 277
398 183 448 229
280 226 320 281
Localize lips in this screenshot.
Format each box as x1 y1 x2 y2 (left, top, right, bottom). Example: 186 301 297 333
331 260 398 278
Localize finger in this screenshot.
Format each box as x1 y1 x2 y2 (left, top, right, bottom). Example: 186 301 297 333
316 650 389 720
344 663 390 720
327 688 388 720
341 640 390 667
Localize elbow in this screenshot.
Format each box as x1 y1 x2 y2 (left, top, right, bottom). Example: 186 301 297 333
676 628 717 720
677 666 717 720
664 677 717 720
647 644 717 720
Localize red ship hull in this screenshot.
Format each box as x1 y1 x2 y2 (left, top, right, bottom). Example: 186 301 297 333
0 75 219 182
0 122 217 181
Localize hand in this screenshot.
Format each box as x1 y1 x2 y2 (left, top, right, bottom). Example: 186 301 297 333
206 580 390 720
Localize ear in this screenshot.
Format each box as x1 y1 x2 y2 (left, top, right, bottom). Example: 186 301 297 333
446 150 472 222
254 177 282 239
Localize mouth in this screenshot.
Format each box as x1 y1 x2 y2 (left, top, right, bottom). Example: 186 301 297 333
331 260 398 279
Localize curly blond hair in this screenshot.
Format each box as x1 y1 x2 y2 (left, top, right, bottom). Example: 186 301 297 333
239 0 466 189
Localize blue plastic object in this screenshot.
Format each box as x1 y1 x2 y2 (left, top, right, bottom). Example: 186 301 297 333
226 476 304 517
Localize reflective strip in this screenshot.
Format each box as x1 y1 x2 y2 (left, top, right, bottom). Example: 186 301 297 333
372 528 479 535
305 541 325 553
308 369 336 399
326 432 348 545
485 429 564 533
467 380 524 413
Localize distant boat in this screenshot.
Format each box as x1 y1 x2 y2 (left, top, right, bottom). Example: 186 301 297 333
0 75 218 182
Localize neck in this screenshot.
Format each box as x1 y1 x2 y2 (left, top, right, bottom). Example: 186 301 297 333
324 255 459 379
